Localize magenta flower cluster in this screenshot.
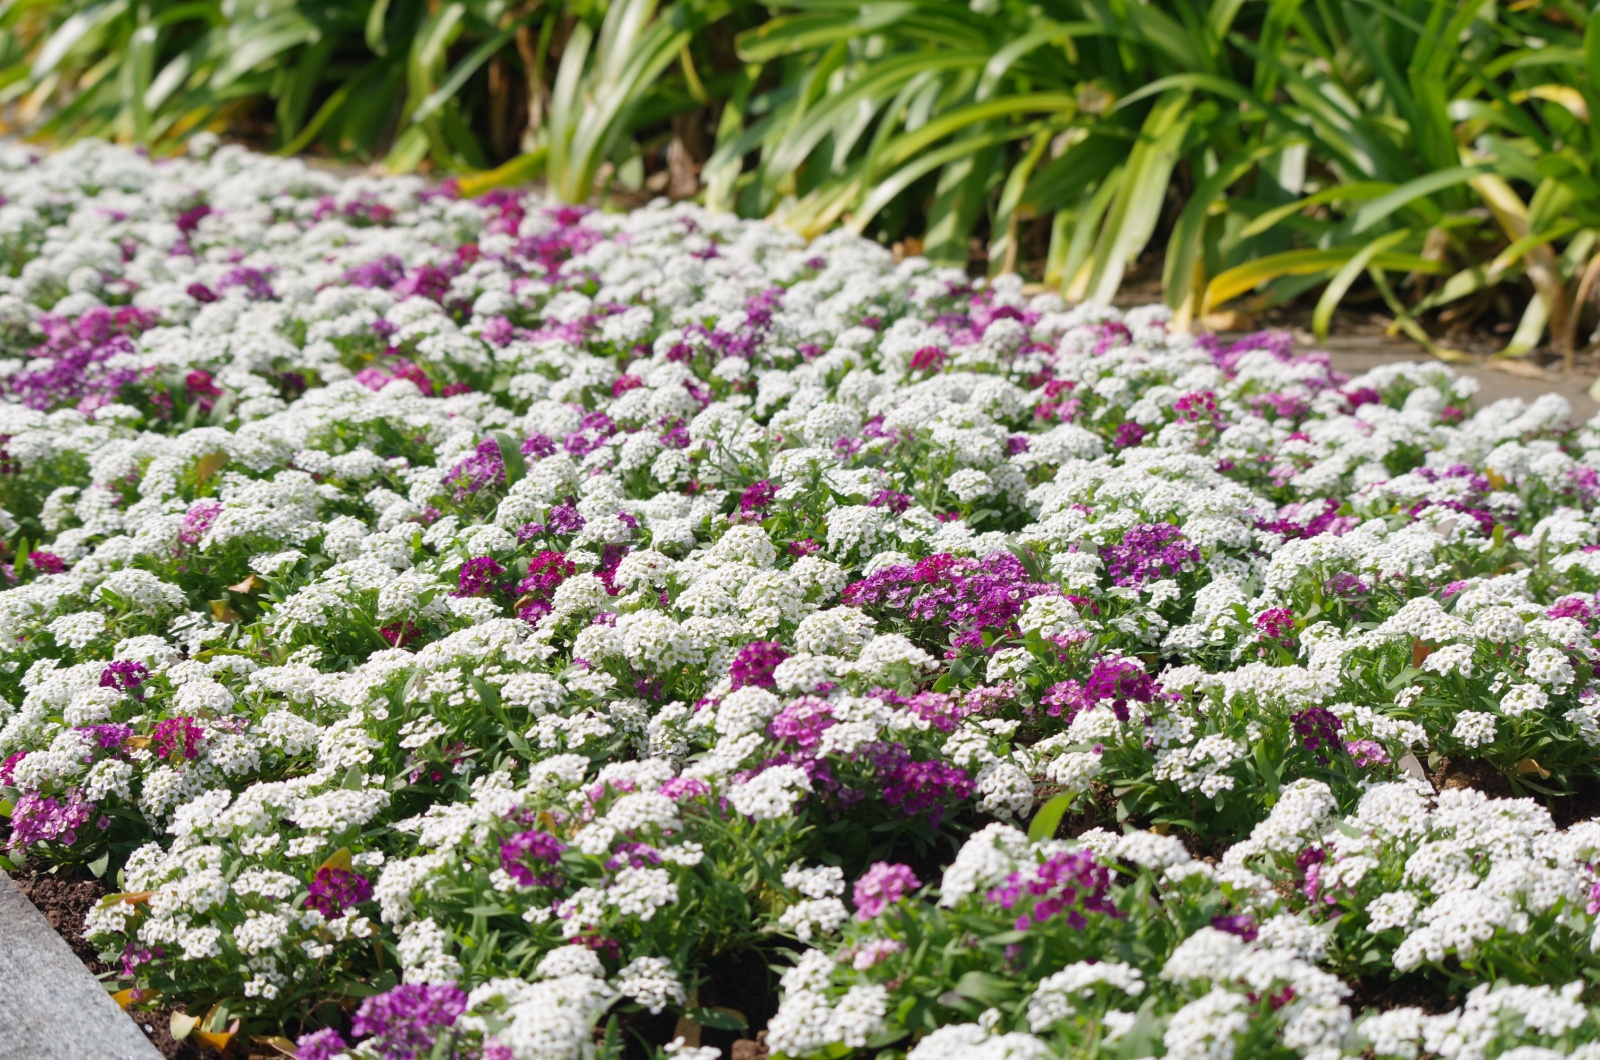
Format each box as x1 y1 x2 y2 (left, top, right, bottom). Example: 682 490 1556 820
305 866 373 919
1291 706 1344 765
986 849 1121 932
729 640 790 690
852 862 920 920
99 660 149 693
455 556 508 597
1042 655 1161 723
499 828 567 888
150 716 203 760
9 788 94 850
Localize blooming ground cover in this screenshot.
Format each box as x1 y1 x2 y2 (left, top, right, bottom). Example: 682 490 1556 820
6 139 1600 1060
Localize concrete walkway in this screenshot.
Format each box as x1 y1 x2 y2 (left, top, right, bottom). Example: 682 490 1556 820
0 875 160 1059
1323 342 1600 421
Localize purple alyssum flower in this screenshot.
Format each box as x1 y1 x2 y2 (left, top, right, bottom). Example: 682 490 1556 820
445 440 505 499
1291 707 1344 765
349 984 468 1060
455 556 506 597
306 866 373 918
9 788 94 850
1101 523 1199 587
499 829 566 888
986 850 1121 932
100 659 149 694
294 1028 349 1060
729 640 789 690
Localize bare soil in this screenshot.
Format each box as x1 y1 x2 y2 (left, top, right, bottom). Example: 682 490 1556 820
8 859 203 1059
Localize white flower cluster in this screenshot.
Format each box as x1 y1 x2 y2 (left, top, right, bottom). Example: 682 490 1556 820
1 141 1600 1059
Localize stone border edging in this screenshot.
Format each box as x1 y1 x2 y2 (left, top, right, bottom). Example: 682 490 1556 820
0 874 162 1059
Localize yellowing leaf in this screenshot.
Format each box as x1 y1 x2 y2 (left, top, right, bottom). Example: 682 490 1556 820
1512 84 1589 122
318 846 353 874
124 736 152 752
1486 469 1507 490
100 890 153 907
209 600 243 623
457 148 548 198
1516 758 1551 779
251 1036 300 1058
227 574 262 594
194 452 228 483
112 987 159 1009
195 1021 239 1054
170 1011 199 1041
1411 640 1436 668
192 1001 240 1053
1199 309 1254 332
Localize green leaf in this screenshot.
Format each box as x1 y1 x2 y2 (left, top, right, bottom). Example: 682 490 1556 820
469 676 502 710
1005 543 1049 583
684 1007 748 1031
1348 166 1488 234
413 22 527 125
1108 996 1163 1058
735 5 918 63
984 928 1029 945
213 15 318 90
1027 792 1074 843
492 431 526 487
32 2 131 80
1251 740 1282 798
1163 141 1291 311
951 970 1018 1006
1238 183 1394 239
1311 228 1412 340
1085 91 1192 304
385 124 431 174
1205 247 1444 311
207 391 235 426
865 1026 911 1048
88 852 110 878
366 0 394 56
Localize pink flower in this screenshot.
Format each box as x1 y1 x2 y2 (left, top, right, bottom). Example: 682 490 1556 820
852 862 920 920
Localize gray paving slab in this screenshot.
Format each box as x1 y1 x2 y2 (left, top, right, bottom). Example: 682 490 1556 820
1322 342 1600 422
0 875 161 1060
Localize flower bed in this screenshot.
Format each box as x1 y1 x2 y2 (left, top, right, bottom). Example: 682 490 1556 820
2 140 1600 1060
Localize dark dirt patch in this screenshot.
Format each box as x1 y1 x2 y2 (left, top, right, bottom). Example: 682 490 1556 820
1432 756 1514 800
695 948 783 1059
1547 775 1600 829
7 861 205 1059
617 1004 682 1060
10 861 112 974
128 1006 205 1060
1343 969 1463 1019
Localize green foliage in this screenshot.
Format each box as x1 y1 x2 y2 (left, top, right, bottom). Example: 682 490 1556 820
6 0 1600 356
